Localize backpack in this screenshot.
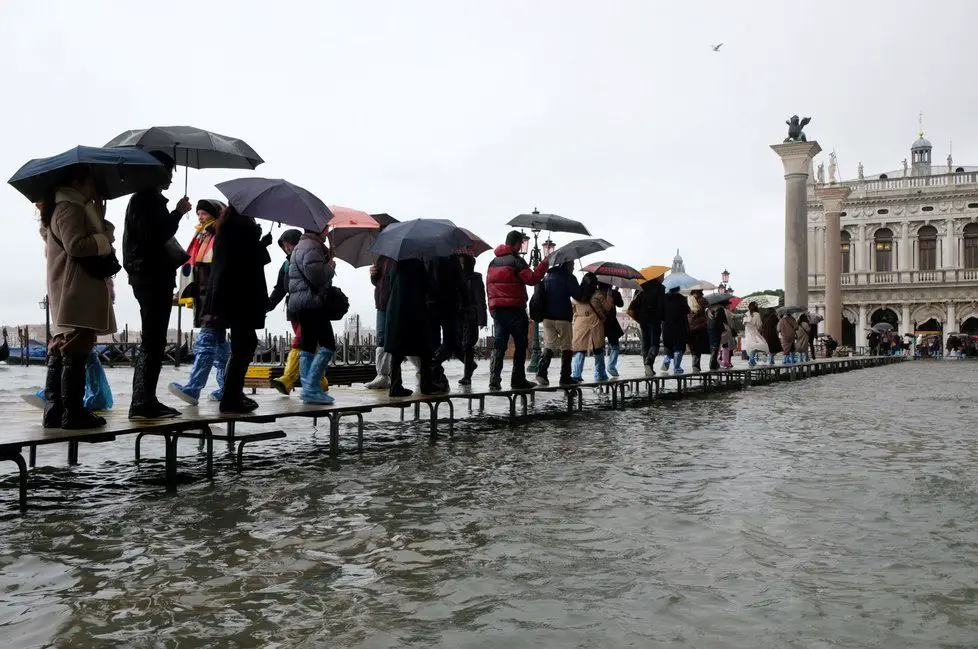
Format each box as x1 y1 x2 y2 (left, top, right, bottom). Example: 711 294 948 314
529 281 548 322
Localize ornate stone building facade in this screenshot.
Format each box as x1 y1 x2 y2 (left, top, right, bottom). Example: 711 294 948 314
807 132 978 346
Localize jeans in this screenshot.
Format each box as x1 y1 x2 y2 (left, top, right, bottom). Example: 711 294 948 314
492 307 529 381
606 343 620 374
375 309 387 347
640 323 661 366
180 327 229 398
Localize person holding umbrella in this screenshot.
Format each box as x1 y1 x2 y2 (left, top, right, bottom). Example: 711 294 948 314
38 165 118 429
458 254 488 386
167 199 231 405
486 231 549 390
427 254 466 392
795 313 812 362
364 254 395 390
570 273 613 381
661 286 691 374
385 259 438 397
537 261 581 386
744 301 769 367
627 273 666 377
778 310 799 364
598 280 625 378
122 151 192 419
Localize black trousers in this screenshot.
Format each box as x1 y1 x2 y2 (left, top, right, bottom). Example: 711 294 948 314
222 326 258 401
131 281 173 405
295 309 336 353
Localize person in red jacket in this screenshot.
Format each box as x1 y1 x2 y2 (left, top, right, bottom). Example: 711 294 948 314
485 230 548 389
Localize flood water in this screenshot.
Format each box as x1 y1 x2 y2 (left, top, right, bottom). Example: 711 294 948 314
0 359 976 648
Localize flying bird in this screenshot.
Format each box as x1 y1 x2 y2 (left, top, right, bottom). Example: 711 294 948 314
712 43 724 52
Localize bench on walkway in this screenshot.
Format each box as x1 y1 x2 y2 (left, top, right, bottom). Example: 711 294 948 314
244 363 377 390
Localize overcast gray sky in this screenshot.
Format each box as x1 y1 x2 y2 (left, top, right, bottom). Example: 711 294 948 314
2 0 977 336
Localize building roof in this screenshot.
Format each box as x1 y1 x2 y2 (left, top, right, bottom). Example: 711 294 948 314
912 136 932 150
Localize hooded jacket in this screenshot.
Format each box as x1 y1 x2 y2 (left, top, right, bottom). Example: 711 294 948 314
486 244 547 313
267 229 302 312
287 232 334 319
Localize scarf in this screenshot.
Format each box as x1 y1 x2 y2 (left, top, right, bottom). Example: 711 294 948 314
186 219 217 266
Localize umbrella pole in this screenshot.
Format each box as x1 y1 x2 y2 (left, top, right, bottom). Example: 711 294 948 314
184 166 189 197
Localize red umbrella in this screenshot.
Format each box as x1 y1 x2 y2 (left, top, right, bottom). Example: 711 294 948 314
582 261 643 279
456 228 491 257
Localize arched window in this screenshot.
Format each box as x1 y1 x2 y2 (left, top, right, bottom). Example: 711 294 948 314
918 225 938 271
874 228 893 271
841 230 851 273
964 223 978 269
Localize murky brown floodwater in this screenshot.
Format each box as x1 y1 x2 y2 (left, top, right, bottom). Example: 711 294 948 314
0 359 976 648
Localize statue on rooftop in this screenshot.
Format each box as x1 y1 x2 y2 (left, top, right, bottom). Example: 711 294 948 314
816 161 825 184
828 151 838 183
784 115 812 142
857 161 864 180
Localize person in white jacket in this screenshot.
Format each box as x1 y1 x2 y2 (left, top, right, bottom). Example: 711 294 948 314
744 301 769 367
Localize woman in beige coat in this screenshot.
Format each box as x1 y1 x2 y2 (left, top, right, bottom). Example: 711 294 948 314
570 272 613 381
41 165 117 429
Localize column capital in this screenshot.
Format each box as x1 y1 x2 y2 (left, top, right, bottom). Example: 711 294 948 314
771 140 823 176
816 184 852 215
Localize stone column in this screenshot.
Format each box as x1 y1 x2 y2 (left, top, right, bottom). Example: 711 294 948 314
817 184 852 341
947 302 957 347
854 224 867 272
857 304 868 350
772 141 822 308
943 219 956 268
901 304 912 336
898 222 910 271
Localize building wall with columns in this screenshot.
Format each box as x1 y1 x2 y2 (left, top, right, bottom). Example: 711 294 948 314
806 136 978 345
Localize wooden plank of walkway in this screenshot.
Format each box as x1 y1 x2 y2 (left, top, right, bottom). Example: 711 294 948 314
0 356 903 511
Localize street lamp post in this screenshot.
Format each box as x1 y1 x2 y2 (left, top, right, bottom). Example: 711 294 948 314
39 295 50 349
524 226 556 374
717 269 734 295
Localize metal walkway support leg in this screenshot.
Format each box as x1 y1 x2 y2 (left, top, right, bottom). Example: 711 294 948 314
164 433 179 494
1 452 28 512
67 441 79 466
356 413 365 452
330 414 340 457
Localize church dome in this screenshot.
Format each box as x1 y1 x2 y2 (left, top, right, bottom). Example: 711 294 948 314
912 136 932 150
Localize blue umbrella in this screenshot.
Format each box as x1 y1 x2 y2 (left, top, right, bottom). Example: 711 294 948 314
215 177 333 231
662 271 701 291
369 219 471 260
8 145 168 202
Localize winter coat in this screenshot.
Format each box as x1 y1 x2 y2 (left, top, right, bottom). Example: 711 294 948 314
760 308 783 354
602 286 625 344
486 244 547 313
795 321 811 353
287 232 335 319
122 189 183 288
542 265 581 321
183 222 218 328
205 214 270 330
427 255 468 319
267 229 303 313
46 188 117 336
384 259 432 357
687 294 709 332
627 281 665 329
462 271 488 329
708 306 727 349
777 315 798 354
662 291 691 350
744 311 769 354
571 291 613 352
370 256 394 311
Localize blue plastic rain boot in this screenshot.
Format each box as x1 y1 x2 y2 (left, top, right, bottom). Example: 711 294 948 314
301 348 335 405
748 350 757 368
210 338 230 402
571 351 585 381
168 328 217 406
607 344 620 378
594 349 608 381
673 351 685 375
83 349 113 411
660 353 672 373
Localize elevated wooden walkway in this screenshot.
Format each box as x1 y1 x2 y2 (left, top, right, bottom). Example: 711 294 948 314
0 356 902 511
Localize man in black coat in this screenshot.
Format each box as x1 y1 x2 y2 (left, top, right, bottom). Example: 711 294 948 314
122 151 192 419
627 277 665 377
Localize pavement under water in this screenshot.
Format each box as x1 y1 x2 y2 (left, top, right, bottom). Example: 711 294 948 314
0 359 975 648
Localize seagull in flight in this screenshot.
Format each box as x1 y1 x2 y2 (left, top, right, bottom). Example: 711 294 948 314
712 43 724 52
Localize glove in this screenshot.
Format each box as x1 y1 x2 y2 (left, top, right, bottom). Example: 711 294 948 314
260 232 273 247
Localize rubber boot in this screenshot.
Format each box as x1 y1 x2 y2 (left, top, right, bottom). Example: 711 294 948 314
219 349 259 414
768 352 777 365
459 347 477 386
536 349 553 386
660 350 671 373
42 353 63 428
61 354 106 429
364 347 391 389
301 348 335 405
721 347 732 368
607 345 620 378
692 354 702 373
273 348 300 395
488 350 504 389
673 351 685 375
389 359 413 398
571 351 585 381
510 343 535 391
420 359 445 395
559 350 577 385
593 349 608 381
129 351 179 420
168 328 218 406
211 337 230 402
748 350 757 368
709 348 720 371
84 349 113 411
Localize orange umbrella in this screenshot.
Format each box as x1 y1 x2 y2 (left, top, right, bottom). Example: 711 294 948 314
327 205 381 230
639 264 669 282
327 205 382 267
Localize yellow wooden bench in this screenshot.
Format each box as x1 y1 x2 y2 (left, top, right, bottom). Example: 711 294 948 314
244 363 375 390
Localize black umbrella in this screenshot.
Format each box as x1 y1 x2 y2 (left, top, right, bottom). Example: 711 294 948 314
8 145 169 202
583 261 643 279
776 306 807 316
871 322 894 333
705 292 735 307
105 125 263 194
215 177 333 231
507 209 590 235
548 238 612 266
368 219 471 261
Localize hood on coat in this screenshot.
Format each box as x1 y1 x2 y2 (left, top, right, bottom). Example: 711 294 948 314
278 228 302 251
494 244 521 258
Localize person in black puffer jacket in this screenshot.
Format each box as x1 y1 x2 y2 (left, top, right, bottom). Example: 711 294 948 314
536 261 581 386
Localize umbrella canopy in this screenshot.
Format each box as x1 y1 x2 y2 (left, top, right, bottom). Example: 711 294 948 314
806 312 824 324
216 177 333 231
662 272 701 291
8 145 169 202
705 292 735 307
776 305 808 316
326 206 383 268
687 280 718 293
456 228 491 257
595 275 641 291
369 219 471 261
871 322 894 332
638 264 670 282
548 238 613 266
105 125 263 171
507 210 590 235
583 261 643 279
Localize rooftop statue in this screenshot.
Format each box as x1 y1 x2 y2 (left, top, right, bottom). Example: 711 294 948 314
784 115 811 143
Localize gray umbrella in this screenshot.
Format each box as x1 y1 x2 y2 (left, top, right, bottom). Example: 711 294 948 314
368 219 471 260
507 209 590 235
872 322 894 333
105 125 263 193
548 238 612 266
776 305 807 316
215 177 333 231
705 292 735 307
595 275 641 291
